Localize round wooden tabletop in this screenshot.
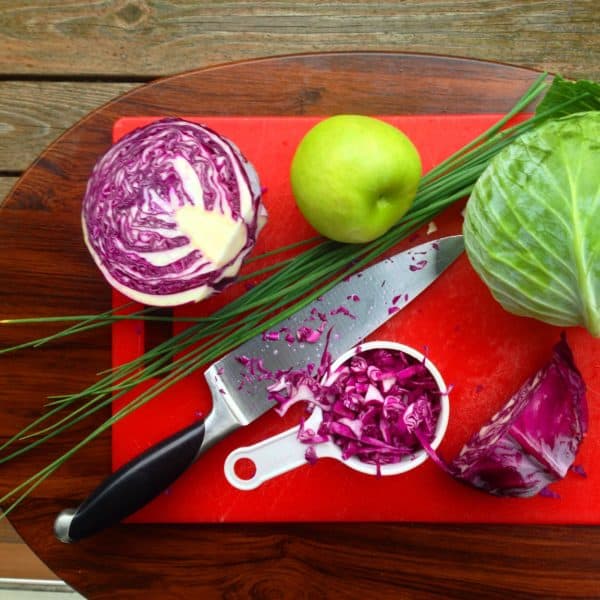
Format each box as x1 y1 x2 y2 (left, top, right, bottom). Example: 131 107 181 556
1 52 597 599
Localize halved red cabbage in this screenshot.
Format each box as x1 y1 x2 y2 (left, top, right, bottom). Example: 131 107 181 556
82 118 267 306
415 335 588 497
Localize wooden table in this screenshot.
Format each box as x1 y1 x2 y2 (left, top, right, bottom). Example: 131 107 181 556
0 4 599 599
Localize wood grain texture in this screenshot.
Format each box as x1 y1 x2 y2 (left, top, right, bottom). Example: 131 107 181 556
0 516 58 580
0 82 138 172
0 0 598 79
0 177 17 202
2 52 600 599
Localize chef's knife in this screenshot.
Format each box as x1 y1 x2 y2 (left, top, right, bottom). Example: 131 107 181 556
54 235 463 542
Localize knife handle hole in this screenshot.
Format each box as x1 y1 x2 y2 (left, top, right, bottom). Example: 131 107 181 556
233 458 256 481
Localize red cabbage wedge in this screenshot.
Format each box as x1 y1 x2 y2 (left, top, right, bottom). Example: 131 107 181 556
82 118 267 306
416 336 588 497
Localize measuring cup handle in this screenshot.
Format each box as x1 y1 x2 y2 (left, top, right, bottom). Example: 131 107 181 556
224 425 311 490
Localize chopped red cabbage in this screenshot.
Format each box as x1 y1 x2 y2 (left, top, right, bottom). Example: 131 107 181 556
296 325 324 343
268 346 444 469
409 260 428 271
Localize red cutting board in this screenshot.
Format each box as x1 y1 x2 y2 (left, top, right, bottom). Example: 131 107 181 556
111 114 600 524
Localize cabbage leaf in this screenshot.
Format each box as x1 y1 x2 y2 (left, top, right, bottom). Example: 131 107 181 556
464 111 600 336
535 76 600 118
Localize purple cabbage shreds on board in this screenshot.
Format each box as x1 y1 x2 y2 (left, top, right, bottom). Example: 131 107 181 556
415 334 588 498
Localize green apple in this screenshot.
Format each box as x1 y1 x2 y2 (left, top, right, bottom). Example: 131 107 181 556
290 115 422 243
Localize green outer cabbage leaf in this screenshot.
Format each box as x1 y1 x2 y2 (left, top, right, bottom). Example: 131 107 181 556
535 76 600 118
463 111 600 337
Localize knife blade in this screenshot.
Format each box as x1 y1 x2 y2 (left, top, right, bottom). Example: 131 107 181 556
54 235 463 542
207 234 464 427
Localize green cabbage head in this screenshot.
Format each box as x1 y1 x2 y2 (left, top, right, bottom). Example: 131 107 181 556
464 111 599 337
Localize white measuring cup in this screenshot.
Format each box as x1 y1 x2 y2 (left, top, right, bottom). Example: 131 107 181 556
224 341 450 490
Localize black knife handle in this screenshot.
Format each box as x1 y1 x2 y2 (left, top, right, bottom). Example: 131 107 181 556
54 418 206 543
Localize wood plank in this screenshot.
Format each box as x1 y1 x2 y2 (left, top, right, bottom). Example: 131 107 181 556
0 177 18 202
0 82 138 172
0 1 597 79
